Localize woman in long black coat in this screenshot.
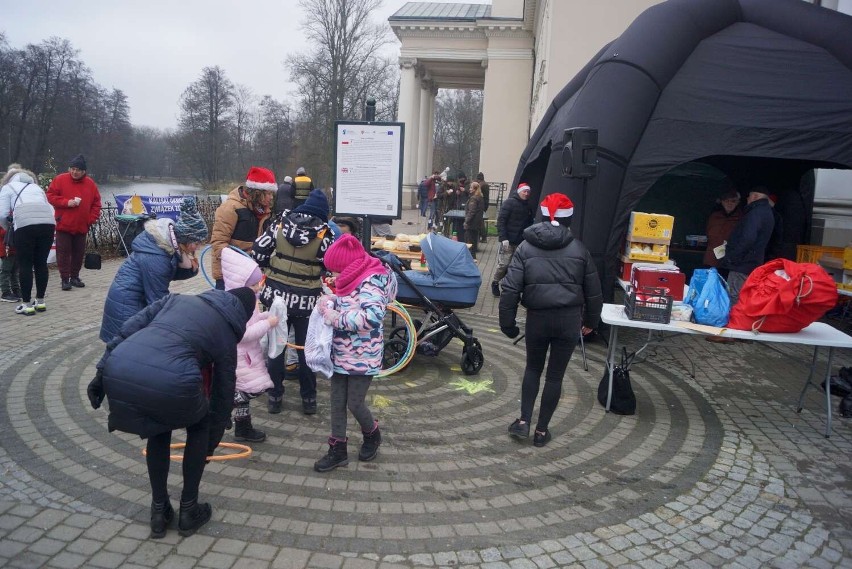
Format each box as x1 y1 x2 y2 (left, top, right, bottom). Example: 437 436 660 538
87 287 256 538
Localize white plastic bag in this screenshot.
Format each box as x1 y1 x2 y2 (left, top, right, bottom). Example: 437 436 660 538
305 302 334 380
266 296 289 359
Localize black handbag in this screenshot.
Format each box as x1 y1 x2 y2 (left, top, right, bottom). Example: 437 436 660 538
597 347 637 415
84 227 102 270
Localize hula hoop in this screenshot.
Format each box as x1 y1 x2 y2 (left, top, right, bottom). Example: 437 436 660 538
199 244 252 288
377 301 417 378
142 442 252 462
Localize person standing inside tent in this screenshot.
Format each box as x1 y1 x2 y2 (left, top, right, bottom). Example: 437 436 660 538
718 186 776 304
210 167 277 290
491 183 534 297
499 193 602 447
47 154 101 291
703 188 743 269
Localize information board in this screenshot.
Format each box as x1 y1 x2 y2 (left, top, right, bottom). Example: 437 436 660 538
333 121 404 218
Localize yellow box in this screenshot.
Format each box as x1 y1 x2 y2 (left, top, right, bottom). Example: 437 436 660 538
844 247 852 270
629 212 674 242
624 241 669 263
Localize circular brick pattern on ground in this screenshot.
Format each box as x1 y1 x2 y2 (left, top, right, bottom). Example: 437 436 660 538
1 315 723 556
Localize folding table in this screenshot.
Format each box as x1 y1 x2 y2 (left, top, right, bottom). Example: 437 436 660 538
600 303 852 437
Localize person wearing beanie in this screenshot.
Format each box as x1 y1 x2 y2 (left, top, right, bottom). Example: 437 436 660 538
293 167 314 207
220 248 280 444
47 153 102 290
253 184 333 415
491 182 534 297
703 188 742 268
312 234 398 472
210 166 277 289
463 181 485 259
499 192 602 448
274 174 296 216
173 196 209 245
87 288 251 538
99 216 200 343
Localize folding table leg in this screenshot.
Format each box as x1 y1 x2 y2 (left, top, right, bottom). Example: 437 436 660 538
824 347 835 438
605 326 619 412
796 347 820 413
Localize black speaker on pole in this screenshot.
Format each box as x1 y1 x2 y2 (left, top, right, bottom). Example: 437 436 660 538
561 127 598 179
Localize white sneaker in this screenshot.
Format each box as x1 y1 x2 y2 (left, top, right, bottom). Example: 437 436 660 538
34 299 46 312
15 302 35 315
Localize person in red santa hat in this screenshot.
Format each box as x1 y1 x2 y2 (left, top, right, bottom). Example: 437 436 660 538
211 166 277 290
498 192 603 447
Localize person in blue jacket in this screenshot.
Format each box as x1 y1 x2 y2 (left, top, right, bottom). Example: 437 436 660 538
719 187 776 304
99 197 208 343
87 287 256 539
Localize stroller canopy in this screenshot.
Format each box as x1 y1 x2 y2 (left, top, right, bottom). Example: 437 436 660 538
421 233 482 288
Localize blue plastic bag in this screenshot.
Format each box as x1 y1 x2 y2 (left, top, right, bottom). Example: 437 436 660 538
687 268 730 327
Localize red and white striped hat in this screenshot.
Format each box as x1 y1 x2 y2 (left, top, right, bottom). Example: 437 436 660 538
540 193 574 226
245 166 277 192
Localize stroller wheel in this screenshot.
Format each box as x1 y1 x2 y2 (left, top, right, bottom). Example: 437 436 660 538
460 340 484 375
382 338 409 370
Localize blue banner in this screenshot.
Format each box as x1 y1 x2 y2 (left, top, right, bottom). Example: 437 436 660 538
114 195 189 220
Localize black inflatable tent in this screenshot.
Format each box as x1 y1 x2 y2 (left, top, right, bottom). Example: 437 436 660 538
513 0 852 300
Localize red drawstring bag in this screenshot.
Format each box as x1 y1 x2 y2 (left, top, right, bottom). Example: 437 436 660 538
727 259 838 333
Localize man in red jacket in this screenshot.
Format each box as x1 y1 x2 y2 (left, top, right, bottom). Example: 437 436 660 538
47 154 102 290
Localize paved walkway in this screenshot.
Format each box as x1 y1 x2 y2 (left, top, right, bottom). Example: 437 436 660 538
1 208 852 568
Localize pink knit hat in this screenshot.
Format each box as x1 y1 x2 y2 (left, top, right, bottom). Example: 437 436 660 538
324 234 387 296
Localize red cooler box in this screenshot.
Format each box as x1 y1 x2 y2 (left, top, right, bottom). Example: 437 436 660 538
631 268 685 301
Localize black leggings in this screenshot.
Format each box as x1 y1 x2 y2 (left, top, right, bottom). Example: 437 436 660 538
146 415 210 504
13 224 54 302
520 307 582 430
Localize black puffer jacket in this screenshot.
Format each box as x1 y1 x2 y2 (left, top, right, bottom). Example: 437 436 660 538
496 192 533 245
98 290 248 441
499 221 603 329
720 198 775 274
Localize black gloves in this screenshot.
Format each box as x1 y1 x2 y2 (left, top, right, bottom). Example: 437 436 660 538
87 370 105 409
501 325 520 339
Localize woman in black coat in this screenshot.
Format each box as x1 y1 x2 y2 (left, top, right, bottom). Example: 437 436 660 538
87 287 256 538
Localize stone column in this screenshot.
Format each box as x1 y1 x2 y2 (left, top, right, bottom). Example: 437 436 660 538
397 57 421 207
479 40 534 187
426 84 438 178
417 78 434 181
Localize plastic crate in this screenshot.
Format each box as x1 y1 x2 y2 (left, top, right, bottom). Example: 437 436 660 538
796 245 843 264
624 286 673 324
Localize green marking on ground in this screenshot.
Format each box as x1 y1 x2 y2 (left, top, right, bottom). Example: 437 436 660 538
449 378 495 395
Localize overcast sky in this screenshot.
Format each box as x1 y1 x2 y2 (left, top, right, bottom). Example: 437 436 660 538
4 0 489 130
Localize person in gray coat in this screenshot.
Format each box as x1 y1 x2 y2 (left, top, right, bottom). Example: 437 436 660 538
499 193 602 447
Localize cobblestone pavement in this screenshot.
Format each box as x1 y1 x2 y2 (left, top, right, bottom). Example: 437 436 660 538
1 209 852 568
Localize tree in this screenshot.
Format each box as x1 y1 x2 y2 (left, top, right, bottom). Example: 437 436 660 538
287 0 397 185
254 95 294 177
432 89 483 179
173 66 235 189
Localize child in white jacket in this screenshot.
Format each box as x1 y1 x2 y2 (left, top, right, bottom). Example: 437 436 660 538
220 248 279 442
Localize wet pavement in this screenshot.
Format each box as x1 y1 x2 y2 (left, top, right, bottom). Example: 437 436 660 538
1 208 851 568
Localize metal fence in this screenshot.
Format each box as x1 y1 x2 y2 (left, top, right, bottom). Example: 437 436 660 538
88 196 220 258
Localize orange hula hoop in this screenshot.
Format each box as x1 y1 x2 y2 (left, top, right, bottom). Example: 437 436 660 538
142 442 252 462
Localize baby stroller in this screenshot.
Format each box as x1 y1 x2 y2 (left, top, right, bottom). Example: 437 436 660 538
383 233 484 375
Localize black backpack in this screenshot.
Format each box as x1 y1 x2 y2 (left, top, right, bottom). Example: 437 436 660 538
597 348 637 415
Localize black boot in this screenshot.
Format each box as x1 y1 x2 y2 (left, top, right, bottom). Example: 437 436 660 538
150 499 174 539
178 498 212 537
267 394 282 414
840 394 852 418
314 438 349 472
491 281 500 297
359 424 382 462
234 417 266 442
61 279 72 291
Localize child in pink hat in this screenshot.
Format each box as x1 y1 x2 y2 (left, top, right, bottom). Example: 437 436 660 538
313 234 397 472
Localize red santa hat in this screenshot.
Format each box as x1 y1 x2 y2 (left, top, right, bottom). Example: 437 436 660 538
540 193 574 226
245 166 277 192
516 183 531 194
